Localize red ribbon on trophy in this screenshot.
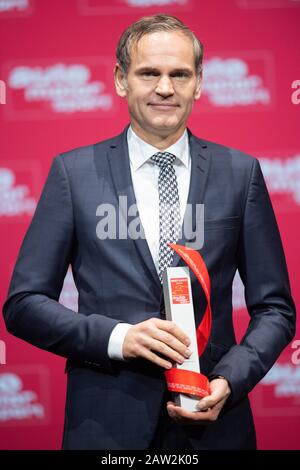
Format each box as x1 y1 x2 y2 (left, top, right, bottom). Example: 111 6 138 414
164 243 212 399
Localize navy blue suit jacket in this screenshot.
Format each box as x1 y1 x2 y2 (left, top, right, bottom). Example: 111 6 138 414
3 126 296 449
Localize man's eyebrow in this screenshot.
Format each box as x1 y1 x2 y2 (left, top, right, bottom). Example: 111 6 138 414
170 68 194 75
135 67 160 73
135 66 193 75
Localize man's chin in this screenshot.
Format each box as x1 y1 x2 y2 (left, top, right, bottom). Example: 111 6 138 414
148 120 181 135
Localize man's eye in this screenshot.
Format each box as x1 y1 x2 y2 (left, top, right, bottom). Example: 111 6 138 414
142 72 158 77
172 72 189 78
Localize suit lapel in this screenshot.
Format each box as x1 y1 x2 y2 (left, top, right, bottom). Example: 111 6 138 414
105 126 162 290
171 130 212 268
104 126 212 289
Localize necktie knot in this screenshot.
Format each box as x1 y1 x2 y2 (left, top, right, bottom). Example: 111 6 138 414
150 151 176 168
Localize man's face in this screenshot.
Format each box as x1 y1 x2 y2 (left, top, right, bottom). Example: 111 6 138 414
114 31 202 139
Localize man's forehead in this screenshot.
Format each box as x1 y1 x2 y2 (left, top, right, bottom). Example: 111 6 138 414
130 31 195 64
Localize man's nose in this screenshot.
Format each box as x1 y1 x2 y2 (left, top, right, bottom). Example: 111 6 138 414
155 75 174 97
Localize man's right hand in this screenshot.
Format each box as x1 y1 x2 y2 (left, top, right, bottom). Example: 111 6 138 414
122 318 192 369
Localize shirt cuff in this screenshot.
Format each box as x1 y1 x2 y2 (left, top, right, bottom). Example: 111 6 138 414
107 323 132 361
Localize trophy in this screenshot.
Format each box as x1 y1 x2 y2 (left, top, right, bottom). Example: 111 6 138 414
162 243 212 412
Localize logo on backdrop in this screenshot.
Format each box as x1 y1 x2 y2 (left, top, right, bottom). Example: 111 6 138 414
0 0 33 15
0 368 50 425
252 360 300 416
77 0 193 14
259 154 300 209
200 55 274 111
237 0 300 9
125 0 189 5
0 167 37 218
4 60 115 119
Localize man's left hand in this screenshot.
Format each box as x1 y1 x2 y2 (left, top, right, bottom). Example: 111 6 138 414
166 377 231 425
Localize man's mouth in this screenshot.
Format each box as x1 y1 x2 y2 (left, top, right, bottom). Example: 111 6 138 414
148 103 179 111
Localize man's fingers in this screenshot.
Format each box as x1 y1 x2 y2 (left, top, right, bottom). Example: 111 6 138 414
150 338 189 364
197 395 226 411
165 378 232 423
166 402 216 424
136 330 189 365
195 378 231 410
152 319 190 347
141 347 173 369
123 318 191 367
196 394 222 410
153 329 192 359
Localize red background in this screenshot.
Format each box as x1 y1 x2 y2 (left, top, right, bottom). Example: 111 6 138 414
0 0 299 450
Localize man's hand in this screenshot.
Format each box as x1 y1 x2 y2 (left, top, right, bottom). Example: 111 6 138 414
122 318 192 369
166 377 231 425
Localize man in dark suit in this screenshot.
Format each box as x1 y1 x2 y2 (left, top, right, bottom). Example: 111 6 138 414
3 14 296 450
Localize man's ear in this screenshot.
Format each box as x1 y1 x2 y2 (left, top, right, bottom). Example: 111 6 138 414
194 74 202 101
114 63 127 98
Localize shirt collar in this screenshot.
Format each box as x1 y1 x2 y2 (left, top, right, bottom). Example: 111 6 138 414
127 125 189 171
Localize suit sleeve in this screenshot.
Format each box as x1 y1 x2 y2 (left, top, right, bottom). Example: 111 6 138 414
208 158 296 405
2 155 121 371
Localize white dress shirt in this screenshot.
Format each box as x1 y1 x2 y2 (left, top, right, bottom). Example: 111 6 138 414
107 125 191 360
